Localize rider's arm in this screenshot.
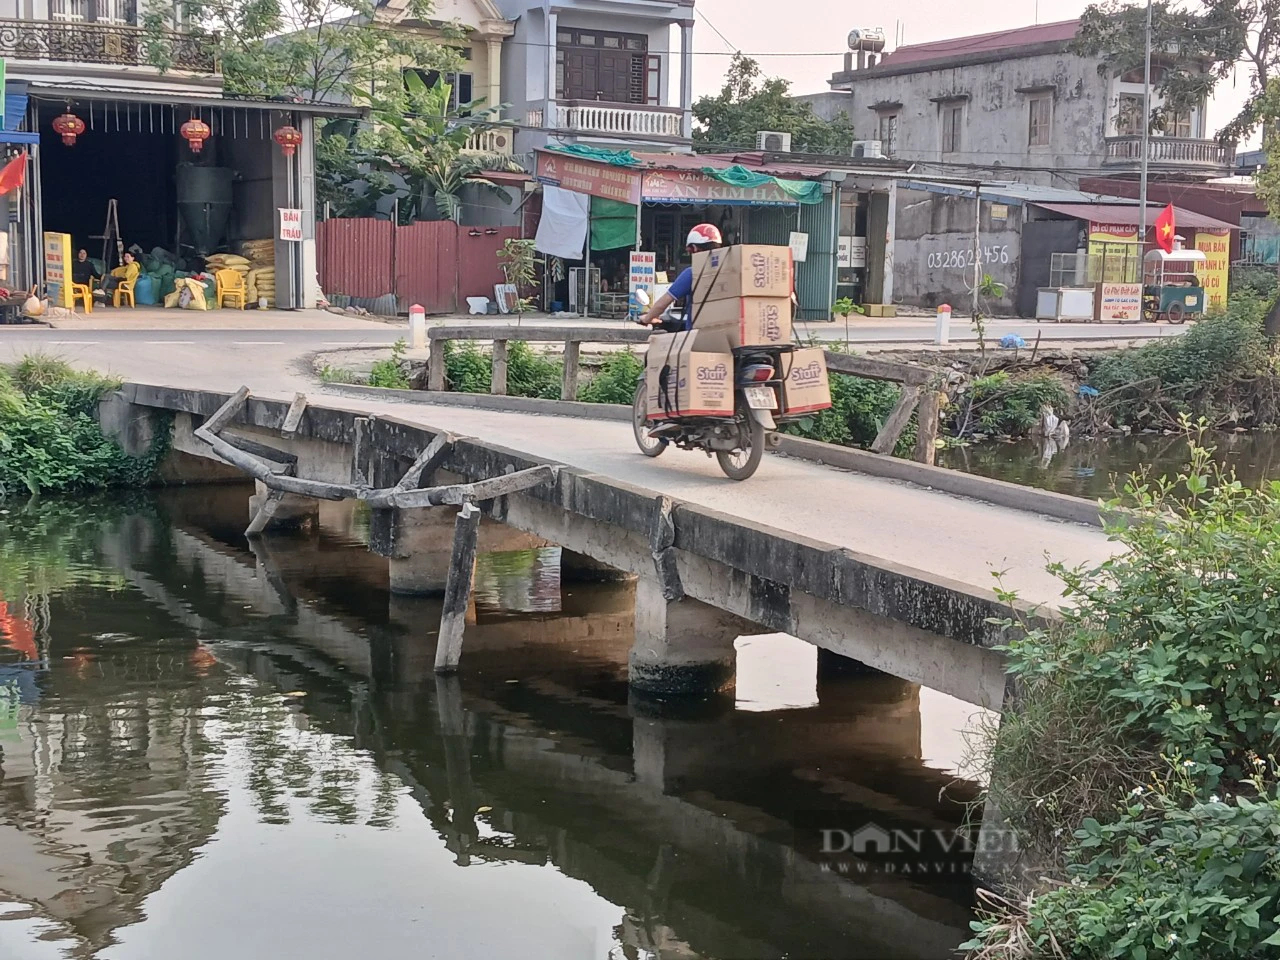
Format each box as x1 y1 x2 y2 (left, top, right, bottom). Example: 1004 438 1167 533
641 291 676 325
641 268 693 325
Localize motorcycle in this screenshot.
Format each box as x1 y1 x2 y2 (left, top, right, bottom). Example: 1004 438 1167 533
630 289 784 481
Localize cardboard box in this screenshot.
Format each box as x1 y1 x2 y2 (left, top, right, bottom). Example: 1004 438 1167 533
691 245 793 302
645 331 735 419
780 348 832 415
692 296 793 348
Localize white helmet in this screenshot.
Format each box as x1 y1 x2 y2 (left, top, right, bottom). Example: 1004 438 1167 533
685 223 723 248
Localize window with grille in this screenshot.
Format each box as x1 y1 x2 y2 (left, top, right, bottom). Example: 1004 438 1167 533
50 0 89 21
941 104 962 154
1028 96 1051 146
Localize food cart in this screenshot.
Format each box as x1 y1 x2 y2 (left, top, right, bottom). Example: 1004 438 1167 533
1142 248 1207 324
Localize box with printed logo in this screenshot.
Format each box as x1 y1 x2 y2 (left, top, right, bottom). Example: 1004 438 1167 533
691 244 793 302
692 296 793 348
780 348 832 415
645 331 735 419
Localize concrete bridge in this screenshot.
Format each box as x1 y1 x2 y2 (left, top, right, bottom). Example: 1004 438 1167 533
103 381 1114 710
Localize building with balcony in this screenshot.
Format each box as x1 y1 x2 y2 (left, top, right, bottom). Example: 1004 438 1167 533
796 19 1232 187
491 0 694 154
0 0 361 308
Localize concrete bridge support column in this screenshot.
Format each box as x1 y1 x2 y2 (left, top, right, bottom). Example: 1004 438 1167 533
560 549 632 583
385 507 462 596
247 480 319 531
629 576 748 696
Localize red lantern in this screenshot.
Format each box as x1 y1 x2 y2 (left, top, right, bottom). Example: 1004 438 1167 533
180 118 211 153
273 124 303 158
52 112 85 147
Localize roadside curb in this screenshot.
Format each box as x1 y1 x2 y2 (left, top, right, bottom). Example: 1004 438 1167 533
321 382 633 421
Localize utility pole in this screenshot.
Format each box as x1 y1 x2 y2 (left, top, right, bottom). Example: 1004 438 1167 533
1138 0 1153 267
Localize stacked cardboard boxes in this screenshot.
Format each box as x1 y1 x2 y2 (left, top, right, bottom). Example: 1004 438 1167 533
689 244 794 348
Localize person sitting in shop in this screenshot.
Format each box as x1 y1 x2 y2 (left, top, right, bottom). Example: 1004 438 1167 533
71 248 94 288
96 251 139 302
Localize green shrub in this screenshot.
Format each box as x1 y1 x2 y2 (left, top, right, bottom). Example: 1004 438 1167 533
579 350 643 404
368 339 409 389
1230 264 1278 302
506 341 562 399
785 372 907 449
443 341 491 394
0 359 159 498
960 371 1071 437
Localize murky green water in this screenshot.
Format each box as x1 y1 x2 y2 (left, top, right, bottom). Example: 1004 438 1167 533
938 430 1280 500
0 488 984 960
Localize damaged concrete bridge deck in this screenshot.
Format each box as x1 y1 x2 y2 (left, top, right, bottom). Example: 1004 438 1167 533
108 382 1115 711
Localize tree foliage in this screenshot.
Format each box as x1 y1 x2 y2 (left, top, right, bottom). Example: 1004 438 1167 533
692 54 854 154
1072 0 1255 141
145 0 463 102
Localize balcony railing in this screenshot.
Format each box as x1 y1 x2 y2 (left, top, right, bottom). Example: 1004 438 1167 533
1103 135 1233 170
0 18 217 73
462 126 514 156
554 101 684 139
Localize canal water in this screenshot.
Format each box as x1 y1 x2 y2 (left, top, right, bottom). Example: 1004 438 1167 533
0 488 987 960
938 429 1280 499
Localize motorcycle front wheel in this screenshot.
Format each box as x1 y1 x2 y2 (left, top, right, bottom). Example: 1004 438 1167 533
716 399 765 481
632 381 668 458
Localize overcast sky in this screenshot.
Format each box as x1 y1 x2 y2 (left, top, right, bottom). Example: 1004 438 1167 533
688 0 1259 147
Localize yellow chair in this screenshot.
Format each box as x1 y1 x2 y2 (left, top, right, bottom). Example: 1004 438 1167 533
71 281 93 314
215 268 247 309
113 276 136 308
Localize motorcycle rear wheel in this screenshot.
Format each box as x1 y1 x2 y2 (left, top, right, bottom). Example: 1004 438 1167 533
716 400 764 480
632 382 668 458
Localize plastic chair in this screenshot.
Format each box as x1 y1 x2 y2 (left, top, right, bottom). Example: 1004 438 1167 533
113 276 136 308
215 268 247 310
71 281 93 314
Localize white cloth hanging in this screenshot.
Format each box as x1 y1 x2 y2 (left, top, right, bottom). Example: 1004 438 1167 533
534 185 589 260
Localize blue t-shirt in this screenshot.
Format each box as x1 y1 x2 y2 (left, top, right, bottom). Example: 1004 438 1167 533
667 267 695 330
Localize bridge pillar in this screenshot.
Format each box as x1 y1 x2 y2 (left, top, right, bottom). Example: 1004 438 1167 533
629 576 749 696
561 549 632 583
247 480 319 531
385 507 460 596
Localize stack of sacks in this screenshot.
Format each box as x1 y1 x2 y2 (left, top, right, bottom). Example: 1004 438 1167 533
240 239 276 307
205 252 251 278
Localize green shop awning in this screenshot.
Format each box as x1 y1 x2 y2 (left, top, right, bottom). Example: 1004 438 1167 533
590 196 637 252
700 165 823 205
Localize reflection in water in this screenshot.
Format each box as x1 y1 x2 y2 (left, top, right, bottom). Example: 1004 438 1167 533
0 490 986 960
939 429 1280 499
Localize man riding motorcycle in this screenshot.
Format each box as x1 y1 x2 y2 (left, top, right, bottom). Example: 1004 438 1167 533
638 223 723 332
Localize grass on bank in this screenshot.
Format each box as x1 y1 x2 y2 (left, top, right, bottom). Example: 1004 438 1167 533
0 355 163 499
963 426 1280 960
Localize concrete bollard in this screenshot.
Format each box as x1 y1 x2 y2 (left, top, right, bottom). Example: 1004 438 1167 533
934 303 951 345
409 303 426 350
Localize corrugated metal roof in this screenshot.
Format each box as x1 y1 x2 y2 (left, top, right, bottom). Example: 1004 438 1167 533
1032 202 1238 231
902 178 1135 206
0 92 38 145
878 20 1079 68
627 151 822 180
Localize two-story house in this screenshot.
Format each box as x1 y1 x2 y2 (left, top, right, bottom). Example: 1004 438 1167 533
0 0 360 308
797 20 1232 186
490 0 694 154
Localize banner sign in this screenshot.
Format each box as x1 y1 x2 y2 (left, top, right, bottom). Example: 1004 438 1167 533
1096 281 1142 322
278 207 303 241
641 168 796 206
1194 229 1230 311
628 251 656 319
535 151 643 205
43 231 72 308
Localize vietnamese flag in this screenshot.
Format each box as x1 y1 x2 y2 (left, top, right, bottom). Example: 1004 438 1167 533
0 152 26 197
1154 203 1176 254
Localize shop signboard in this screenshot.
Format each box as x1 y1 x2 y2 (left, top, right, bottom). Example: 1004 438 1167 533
1096 281 1142 323
628 251 656 319
1194 229 1230 311
837 235 866 268
641 169 796 206
535 151 643 205
43 231 72 308
278 208 303 241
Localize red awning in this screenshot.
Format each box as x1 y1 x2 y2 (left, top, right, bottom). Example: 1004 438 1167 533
1032 202 1236 231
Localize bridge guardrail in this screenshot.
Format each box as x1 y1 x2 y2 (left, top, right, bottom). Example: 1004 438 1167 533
424 325 943 463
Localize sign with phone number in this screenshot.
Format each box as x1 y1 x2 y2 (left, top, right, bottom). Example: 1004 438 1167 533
927 245 1011 270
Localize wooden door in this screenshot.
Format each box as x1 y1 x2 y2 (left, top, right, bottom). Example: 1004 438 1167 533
597 52 629 102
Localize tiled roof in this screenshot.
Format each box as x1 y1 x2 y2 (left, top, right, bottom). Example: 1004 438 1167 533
877 19 1079 69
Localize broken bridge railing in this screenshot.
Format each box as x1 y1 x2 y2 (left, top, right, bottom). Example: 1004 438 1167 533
194 385 558 674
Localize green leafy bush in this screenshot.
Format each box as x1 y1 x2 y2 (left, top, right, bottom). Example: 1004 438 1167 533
443 341 492 394
0 359 160 498
960 371 1071 437
785 372 906 449
368 338 409 389
579 350 643 404
442 340 562 399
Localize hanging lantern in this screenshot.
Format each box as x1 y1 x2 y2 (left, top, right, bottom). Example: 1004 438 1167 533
273 124 303 158
52 112 85 147
180 117 211 153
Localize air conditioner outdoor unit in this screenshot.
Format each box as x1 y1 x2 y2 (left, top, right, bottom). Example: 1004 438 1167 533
851 139 885 159
756 130 792 152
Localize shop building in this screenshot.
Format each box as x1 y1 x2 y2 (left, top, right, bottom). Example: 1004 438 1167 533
0 8 359 308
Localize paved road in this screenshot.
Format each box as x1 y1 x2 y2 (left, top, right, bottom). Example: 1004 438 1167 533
0 326 1115 611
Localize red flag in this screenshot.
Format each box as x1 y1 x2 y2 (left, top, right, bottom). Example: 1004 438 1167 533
0 152 26 197
1154 203 1176 254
